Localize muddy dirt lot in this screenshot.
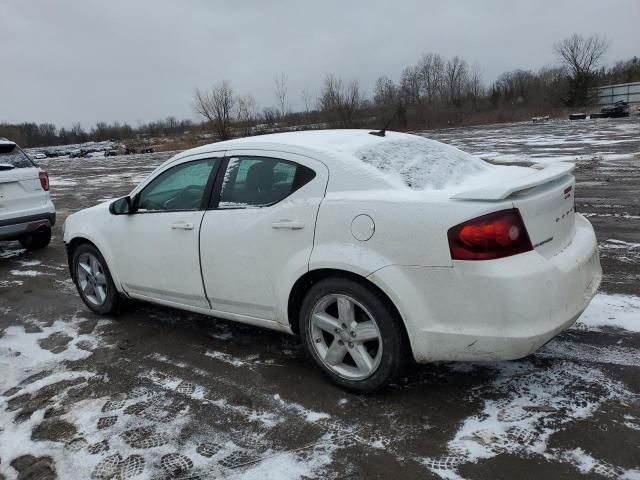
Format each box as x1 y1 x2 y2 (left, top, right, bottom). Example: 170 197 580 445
1 118 639 479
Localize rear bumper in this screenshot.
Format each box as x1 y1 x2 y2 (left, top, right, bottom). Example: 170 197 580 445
0 210 56 241
369 214 601 362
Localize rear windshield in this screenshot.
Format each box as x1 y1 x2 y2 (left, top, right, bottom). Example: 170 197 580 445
0 144 34 169
354 136 491 190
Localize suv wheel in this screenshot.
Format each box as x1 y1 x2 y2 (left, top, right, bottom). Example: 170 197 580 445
299 278 407 393
19 226 51 250
72 243 121 314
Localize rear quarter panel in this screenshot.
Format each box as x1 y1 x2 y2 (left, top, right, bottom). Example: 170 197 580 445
310 191 517 272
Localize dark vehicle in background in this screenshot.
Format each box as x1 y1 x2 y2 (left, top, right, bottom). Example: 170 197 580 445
591 101 631 119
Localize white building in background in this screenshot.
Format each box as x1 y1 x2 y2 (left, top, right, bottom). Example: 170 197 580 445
593 81 640 107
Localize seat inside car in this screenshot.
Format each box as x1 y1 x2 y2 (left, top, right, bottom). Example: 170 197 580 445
244 161 277 205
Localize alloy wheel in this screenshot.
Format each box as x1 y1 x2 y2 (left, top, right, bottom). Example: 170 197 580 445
309 294 383 380
76 252 109 306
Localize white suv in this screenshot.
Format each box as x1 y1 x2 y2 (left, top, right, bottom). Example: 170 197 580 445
0 138 55 250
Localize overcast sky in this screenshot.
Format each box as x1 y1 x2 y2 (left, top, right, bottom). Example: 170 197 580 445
1 0 638 128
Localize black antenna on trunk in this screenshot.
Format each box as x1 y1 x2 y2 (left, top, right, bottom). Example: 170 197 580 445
369 104 402 137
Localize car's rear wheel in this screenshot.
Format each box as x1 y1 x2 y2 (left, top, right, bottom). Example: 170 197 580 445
19 226 51 250
72 243 121 315
299 278 407 393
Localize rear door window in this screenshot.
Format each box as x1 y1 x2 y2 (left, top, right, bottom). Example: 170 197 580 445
217 156 316 208
0 144 34 169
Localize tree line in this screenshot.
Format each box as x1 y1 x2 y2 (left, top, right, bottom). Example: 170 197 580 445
0 117 196 149
2 33 638 148
194 34 638 140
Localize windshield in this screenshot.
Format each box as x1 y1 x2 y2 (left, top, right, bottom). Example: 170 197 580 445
0 143 35 169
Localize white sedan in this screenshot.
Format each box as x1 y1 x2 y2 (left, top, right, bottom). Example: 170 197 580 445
63 130 601 392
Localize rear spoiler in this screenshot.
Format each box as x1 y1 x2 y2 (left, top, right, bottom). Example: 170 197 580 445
451 162 575 201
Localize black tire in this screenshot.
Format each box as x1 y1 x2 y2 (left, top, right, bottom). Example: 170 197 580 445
71 243 122 315
299 277 408 393
19 227 51 250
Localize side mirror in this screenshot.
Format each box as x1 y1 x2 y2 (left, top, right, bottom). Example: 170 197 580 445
109 196 133 215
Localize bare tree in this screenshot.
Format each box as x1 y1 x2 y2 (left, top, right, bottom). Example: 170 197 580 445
466 63 484 109
274 72 289 120
262 107 279 129
193 81 235 140
318 74 362 127
537 65 569 107
444 56 469 106
399 66 422 106
554 33 609 106
373 75 398 107
301 88 314 124
342 80 363 125
418 53 445 102
236 94 257 137
554 33 609 78
71 122 87 142
301 89 313 113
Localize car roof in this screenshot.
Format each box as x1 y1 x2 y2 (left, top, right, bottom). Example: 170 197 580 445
0 139 16 146
183 129 413 159
172 130 424 192
173 129 497 193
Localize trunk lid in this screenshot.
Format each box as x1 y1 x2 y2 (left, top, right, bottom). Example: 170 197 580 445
0 167 47 218
510 175 576 258
451 163 577 259
0 142 47 220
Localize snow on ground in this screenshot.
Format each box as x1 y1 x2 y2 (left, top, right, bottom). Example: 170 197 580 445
42 152 172 205
0 247 25 259
2 122 639 478
0 314 105 477
3 292 638 479
417 292 640 479
423 117 640 165
9 269 50 277
422 360 636 479
575 293 640 332
0 312 354 479
599 239 640 266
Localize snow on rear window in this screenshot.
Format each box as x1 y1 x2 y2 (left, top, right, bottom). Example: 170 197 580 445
0 144 33 169
354 136 491 190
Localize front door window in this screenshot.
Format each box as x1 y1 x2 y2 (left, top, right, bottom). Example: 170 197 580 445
137 159 217 212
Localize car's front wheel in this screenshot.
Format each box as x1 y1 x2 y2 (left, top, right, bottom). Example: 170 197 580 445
72 243 121 315
299 278 408 393
19 226 51 250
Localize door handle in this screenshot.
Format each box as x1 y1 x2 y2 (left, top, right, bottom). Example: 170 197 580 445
271 220 305 230
171 222 195 230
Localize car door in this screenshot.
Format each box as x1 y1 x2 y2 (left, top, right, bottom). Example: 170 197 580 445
199 150 328 323
111 154 223 309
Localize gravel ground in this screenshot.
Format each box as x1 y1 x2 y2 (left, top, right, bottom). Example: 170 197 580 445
1 118 639 479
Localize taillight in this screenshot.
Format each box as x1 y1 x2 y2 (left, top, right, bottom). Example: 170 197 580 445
39 171 50 191
448 208 533 261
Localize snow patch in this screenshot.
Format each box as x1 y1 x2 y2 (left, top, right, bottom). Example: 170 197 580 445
9 269 49 277
205 349 247 367
576 293 640 332
205 349 283 368
421 361 634 478
273 394 330 423
538 340 640 367
0 247 25 259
